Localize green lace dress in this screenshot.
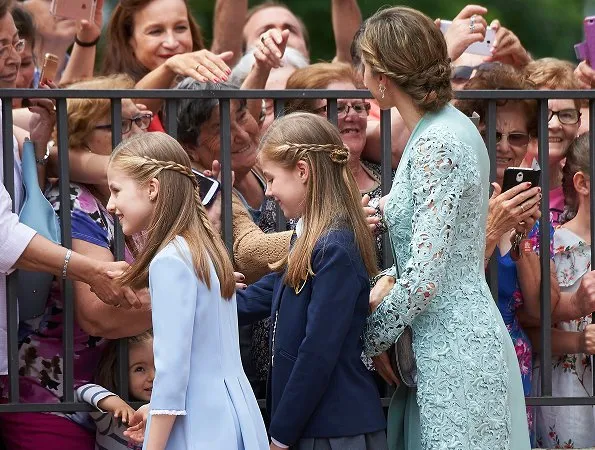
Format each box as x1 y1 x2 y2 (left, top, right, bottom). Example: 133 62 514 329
364 104 531 450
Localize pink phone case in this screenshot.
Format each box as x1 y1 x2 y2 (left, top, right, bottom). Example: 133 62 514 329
574 16 595 67
50 0 96 22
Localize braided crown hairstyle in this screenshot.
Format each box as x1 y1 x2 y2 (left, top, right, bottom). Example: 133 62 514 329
359 6 452 112
109 132 235 299
260 113 378 289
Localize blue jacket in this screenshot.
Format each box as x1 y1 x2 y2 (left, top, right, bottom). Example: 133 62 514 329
237 229 386 446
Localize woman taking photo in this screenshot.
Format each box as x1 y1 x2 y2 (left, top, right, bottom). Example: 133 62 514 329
359 7 530 449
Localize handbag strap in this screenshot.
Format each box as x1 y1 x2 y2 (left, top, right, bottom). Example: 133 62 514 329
21 139 40 193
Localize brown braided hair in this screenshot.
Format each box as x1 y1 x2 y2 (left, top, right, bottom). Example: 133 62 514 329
358 6 452 113
258 112 378 289
109 132 235 299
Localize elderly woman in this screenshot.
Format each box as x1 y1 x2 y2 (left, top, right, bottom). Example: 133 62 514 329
284 62 394 267
0 75 152 450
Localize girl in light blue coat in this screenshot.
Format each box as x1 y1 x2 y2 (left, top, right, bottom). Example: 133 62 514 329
105 132 268 450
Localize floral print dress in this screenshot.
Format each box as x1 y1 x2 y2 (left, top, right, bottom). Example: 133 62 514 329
535 227 595 449
496 221 553 445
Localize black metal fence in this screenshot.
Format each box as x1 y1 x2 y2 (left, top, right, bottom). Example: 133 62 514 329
1 87 595 415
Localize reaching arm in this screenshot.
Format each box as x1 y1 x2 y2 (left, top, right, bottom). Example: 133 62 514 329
211 0 247 67
331 0 362 64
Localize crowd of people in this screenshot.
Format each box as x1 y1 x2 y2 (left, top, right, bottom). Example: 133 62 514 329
1 0 595 449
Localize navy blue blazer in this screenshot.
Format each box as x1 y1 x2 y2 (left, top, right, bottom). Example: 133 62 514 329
236 229 386 446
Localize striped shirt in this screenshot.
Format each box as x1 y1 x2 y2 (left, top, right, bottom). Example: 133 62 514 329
76 383 142 450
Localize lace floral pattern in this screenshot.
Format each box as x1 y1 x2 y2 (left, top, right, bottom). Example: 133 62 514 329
364 120 515 449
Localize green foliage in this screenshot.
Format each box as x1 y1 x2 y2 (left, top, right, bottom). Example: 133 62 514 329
191 0 587 65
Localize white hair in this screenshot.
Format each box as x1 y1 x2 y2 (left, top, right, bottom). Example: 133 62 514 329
230 46 310 86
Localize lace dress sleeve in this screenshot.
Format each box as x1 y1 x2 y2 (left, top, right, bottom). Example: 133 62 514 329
364 130 470 356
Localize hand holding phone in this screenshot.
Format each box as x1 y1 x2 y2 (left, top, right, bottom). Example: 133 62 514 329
50 0 97 22
439 19 496 57
575 16 595 67
39 53 59 86
192 169 220 207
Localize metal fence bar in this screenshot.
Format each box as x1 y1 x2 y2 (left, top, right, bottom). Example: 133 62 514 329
273 99 287 232
55 97 74 403
380 108 393 270
538 98 552 397
485 100 498 297
326 98 338 127
2 100 19 403
109 99 130 402
165 99 178 139
219 98 233 251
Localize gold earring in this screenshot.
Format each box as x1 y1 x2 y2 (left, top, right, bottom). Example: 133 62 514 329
379 84 386 99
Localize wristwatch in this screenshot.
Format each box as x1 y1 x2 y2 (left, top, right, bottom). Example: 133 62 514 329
35 140 53 166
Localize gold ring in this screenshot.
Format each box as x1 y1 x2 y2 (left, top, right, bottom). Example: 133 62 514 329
261 34 266 44
520 204 525 213
195 64 201 72
115 303 121 308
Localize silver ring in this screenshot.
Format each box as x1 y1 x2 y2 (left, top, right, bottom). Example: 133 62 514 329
115 303 121 308
469 15 476 32
518 220 526 226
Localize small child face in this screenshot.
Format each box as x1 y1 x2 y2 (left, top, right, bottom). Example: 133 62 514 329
261 158 308 220
128 338 155 402
106 166 157 236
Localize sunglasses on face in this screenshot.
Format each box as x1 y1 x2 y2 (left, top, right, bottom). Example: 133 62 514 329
548 109 581 125
480 130 531 147
95 113 153 134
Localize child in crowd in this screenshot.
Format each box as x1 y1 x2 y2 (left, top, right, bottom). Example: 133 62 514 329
236 112 387 449
106 132 268 450
76 331 154 450
535 133 595 448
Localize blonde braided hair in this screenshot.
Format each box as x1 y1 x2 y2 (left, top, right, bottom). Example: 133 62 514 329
277 142 350 165
109 132 235 298
137 155 224 250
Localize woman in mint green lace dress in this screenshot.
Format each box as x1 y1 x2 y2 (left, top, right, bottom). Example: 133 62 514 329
358 7 531 450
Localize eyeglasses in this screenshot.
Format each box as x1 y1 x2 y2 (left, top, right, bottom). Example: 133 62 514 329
548 109 581 125
313 101 371 118
0 38 26 59
95 113 153 134
480 130 531 147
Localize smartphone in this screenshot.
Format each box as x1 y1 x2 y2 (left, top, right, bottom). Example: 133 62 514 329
39 53 59 85
439 20 496 56
574 16 595 67
192 169 220 207
50 0 97 22
502 167 541 192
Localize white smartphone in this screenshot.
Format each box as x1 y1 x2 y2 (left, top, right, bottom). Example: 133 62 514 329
192 169 220 207
439 20 496 57
50 0 97 22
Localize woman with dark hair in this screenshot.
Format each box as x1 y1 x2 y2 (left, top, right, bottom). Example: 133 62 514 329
359 7 531 450
102 0 233 124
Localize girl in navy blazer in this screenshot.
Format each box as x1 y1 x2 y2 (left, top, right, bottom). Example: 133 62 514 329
237 113 387 450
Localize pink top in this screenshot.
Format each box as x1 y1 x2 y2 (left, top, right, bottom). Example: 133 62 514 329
550 186 565 227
